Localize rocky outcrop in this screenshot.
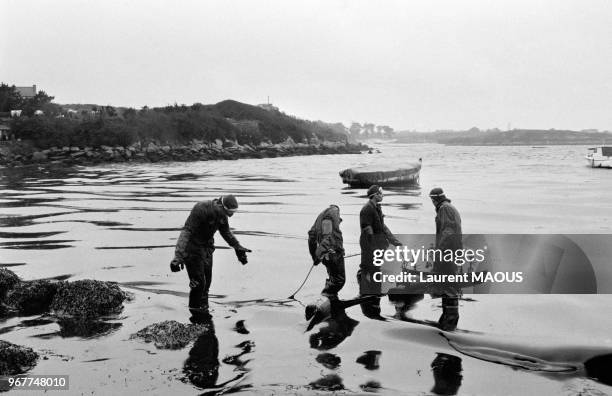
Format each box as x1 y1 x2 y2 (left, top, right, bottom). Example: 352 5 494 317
6 280 59 315
131 320 211 350
50 280 127 318
1 269 128 319
0 140 368 167
0 268 20 301
0 340 38 376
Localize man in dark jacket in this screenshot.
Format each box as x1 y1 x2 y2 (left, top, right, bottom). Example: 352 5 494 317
429 187 462 331
308 205 345 300
358 185 403 319
170 195 251 323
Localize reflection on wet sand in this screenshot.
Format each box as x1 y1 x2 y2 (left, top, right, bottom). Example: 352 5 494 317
356 350 382 370
315 352 341 369
9 316 124 339
308 312 359 351
0 240 76 250
183 316 253 394
308 374 344 391
431 353 463 396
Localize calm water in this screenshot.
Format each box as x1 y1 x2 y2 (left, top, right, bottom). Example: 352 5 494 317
1 143 611 395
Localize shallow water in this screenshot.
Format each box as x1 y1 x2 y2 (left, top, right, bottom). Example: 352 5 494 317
1 144 612 395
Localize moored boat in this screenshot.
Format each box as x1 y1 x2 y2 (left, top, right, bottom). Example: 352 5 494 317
585 146 612 168
339 159 422 188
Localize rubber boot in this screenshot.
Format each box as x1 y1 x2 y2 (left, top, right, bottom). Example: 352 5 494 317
438 297 459 331
389 294 424 321
189 296 211 324
360 296 383 320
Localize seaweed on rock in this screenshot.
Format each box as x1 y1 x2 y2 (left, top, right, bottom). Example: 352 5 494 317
50 280 127 318
6 280 59 315
131 320 211 350
0 340 38 376
0 268 20 301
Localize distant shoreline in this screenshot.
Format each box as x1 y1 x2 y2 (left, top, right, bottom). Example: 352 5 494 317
0 140 368 168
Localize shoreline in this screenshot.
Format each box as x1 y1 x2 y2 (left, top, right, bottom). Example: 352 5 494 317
0 140 368 168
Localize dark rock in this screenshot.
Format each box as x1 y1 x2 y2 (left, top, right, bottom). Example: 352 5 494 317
0 268 20 302
0 340 38 375
360 380 382 391
50 280 127 318
234 319 249 334
356 350 382 370
131 320 211 349
31 151 48 162
6 280 59 315
309 374 344 391
316 352 341 369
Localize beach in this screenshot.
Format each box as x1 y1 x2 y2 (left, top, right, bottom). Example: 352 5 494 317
1 143 612 395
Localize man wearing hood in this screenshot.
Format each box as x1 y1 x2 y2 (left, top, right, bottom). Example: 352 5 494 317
170 194 251 323
429 187 462 331
308 204 346 300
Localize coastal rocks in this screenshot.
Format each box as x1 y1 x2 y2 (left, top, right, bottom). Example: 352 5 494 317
50 280 127 318
0 340 38 376
6 280 59 315
31 151 48 162
0 139 368 167
0 268 20 300
131 320 211 349
0 269 128 319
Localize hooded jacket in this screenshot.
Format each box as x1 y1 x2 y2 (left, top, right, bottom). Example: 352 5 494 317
176 199 241 259
434 199 462 251
308 206 344 261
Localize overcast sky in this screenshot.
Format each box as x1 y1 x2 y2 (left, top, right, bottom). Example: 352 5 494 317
2 0 611 131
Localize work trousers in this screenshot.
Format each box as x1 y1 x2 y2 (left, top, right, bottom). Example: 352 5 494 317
185 247 214 315
321 255 345 299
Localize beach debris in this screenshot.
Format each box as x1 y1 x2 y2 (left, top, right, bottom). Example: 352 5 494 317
316 353 341 369
6 280 59 315
356 350 382 370
360 380 382 391
233 319 249 334
50 280 127 318
308 374 344 391
131 320 211 349
0 340 38 376
0 268 20 301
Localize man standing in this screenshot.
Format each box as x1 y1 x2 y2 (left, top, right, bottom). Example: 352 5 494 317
308 205 345 301
429 187 462 331
170 195 251 323
358 185 403 319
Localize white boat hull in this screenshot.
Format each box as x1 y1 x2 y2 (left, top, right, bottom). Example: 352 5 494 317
585 156 612 168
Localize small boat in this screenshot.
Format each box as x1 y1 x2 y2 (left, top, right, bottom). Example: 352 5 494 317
585 146 612 168
339 159 422 188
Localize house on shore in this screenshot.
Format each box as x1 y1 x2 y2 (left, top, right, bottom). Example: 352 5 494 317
15 85 37 99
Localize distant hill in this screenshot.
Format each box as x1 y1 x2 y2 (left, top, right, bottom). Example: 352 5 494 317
395 129 612 146
11 100 350 149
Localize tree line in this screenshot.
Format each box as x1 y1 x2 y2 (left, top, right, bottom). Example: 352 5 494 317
1 84 349 149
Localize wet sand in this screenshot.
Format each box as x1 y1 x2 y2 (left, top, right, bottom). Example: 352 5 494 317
1 144 612 394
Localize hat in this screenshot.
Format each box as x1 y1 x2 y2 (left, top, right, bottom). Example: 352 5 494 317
429 187 446 198
367 185 382 197
221 195 239 210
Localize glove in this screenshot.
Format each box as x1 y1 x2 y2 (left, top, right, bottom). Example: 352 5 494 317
313 257 321 266
170 257 184 272
234 245 251 265
322 249 335 262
